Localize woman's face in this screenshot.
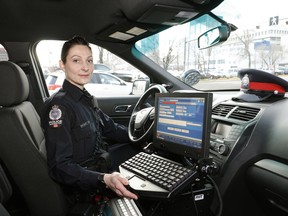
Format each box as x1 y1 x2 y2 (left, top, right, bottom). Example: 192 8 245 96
60 44 93 89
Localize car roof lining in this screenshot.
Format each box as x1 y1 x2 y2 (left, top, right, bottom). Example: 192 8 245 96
0 0 223 43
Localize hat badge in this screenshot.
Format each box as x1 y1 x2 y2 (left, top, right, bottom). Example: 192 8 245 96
241 74 250 91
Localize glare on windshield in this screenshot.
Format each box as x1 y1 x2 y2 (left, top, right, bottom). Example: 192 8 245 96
136 0 288 91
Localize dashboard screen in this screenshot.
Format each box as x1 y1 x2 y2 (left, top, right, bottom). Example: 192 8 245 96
153 92 213 161
214 123 232 138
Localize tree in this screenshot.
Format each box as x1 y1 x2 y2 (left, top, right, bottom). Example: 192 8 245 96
162 44 176 70
204 47 213 72
98 46 104 64
236 29 253 68
257 43 283 71
142 36 182 71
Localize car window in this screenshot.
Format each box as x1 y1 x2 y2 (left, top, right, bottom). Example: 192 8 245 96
45 75 57 85
98 73 122 85
94 64 111 71
136 0 288 91
0 44 8 61
44 71 65 95
90 73 100 83
36 40 147 96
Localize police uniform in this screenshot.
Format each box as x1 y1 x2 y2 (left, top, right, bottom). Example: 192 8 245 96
233 69 288 102
41 79 130 191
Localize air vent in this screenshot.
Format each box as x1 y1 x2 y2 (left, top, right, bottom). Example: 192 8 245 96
229 106 260 121
212 104 234 117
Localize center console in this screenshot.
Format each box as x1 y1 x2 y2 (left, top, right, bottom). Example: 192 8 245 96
209 101 265 175
210 122 245 156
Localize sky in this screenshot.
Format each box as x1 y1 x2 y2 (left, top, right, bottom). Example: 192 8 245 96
213 0 288 28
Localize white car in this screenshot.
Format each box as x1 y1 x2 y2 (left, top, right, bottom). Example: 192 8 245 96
86 71 133 96
46 71 133 96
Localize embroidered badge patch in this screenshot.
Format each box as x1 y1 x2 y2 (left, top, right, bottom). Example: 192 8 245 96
48 105 63 128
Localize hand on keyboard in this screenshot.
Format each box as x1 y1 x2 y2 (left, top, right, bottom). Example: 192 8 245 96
103 171 138 200
119 152 197 199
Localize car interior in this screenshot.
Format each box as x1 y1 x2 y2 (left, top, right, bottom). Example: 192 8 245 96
0 0 288 216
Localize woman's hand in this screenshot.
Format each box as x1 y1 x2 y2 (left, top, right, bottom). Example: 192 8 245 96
103 172 138 200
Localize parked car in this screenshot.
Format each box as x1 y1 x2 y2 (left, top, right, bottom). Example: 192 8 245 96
208 70 225 79
46 71 132 96
228 68 239 77
219 70 235 78
45 71 65 94
94 63 135 82
94 63 111 72
1 0 288 216
111 71 135 82
87 71 133 96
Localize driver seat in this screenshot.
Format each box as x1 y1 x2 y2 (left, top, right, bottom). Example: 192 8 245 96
0 61 67 216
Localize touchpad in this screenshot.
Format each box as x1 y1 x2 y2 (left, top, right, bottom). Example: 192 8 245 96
128 175 167 192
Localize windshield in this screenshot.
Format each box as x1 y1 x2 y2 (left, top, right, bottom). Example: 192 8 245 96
136 0 288 91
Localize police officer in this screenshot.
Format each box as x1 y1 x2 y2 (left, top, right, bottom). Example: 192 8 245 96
41 36 138 201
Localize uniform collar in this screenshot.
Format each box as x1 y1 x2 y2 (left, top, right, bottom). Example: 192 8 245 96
62 79 91 101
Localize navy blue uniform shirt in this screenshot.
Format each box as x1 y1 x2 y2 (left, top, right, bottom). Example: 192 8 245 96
41 79 129 190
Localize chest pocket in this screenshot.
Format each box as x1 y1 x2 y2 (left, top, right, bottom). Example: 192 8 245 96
72 120 98 161
72 120 96 141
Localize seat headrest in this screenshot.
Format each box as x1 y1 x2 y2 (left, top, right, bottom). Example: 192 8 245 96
0 61 29 107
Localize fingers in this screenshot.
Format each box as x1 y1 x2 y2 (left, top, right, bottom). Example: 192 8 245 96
105 172 138 200
120 185 138 199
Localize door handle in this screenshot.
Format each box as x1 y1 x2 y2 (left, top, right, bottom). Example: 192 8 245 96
114 105 132 113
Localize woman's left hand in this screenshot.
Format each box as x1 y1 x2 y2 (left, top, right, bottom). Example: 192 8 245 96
103 172 138 200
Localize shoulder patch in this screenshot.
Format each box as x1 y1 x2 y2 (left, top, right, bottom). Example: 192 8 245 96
48 105 64 128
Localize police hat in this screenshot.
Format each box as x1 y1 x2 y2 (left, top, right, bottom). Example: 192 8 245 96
232 68 288 102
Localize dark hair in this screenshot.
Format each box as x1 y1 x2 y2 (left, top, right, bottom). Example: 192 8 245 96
61 35 91 64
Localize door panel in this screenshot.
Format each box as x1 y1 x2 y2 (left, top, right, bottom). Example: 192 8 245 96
96 95 141 127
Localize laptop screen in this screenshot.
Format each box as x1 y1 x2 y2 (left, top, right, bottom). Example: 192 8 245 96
153 92 213 161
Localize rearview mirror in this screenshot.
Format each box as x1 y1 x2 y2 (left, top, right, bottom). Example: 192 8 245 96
198 24 230 49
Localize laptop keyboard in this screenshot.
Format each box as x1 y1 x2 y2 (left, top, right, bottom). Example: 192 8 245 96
119 152 197 199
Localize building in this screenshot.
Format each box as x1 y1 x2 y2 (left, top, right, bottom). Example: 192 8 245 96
200 16 288 73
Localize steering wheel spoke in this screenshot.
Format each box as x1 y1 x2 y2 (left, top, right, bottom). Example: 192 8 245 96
128 84 167 143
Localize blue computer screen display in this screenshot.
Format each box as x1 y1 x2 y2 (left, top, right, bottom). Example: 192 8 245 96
153 92 212 160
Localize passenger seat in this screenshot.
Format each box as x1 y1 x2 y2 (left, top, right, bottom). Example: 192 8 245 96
0 164 12 216
0 61 67 216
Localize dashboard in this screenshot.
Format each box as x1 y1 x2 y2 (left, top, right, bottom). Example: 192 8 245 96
209 92 288 215
209 99 267 175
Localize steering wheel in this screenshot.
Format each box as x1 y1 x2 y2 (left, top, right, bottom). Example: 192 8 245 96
128 84 168 143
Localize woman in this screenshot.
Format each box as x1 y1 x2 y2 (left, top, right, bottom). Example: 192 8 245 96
41 36 138 201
